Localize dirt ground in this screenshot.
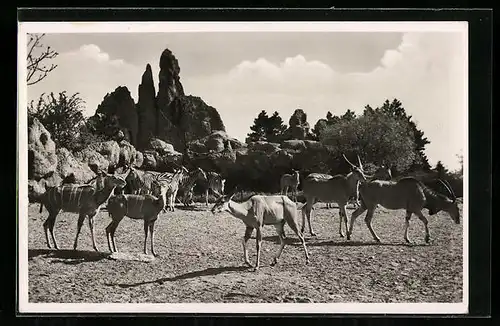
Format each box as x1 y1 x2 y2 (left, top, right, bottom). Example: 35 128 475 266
26 201 463 303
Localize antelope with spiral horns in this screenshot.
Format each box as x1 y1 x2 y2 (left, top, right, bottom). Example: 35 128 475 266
39 171 126 251
347 177 460 244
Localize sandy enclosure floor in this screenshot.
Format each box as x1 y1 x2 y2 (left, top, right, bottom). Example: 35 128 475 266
25 202 463 304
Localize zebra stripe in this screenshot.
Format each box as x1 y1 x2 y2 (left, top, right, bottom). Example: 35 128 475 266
44 185 97 213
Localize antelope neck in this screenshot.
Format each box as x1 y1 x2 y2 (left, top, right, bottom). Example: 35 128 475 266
227 200 248 220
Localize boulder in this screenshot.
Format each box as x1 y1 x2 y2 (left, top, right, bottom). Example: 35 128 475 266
74 148 110 172
56 148 96 184
148 138 175 155
118 140 137 167
28 118 58 180
134 151 144 168
248 141 281 154
87 141 121 168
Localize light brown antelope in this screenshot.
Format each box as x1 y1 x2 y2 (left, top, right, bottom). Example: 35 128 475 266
211 190 309 272
39 171 126 251
301 154 367 237
347 177 460 244
105 179 170 257
280 169 301 202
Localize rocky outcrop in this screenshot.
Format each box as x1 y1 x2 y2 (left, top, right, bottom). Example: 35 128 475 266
137 64 157 150
28 118 58 180
90 47 226 153
95 86 138 145
74 148 110 172
283 109 312 140
118 140 137 167
87 141 121 168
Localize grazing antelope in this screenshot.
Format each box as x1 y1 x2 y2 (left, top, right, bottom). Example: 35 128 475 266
301 154 367 237
211 190 309 271
106 179 170 257
39 171 126 251
280 170 300 202
347 178 460 244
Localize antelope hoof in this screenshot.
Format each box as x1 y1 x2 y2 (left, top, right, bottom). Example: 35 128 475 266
152 252 159 258
339 233 345 238
311 232 317 237
252 266 260 272
244 261 253 268
425 235 431 244
271 258 278 266
346 234 351 240
405 238 411 244
306 259 310 265
374 238 381 243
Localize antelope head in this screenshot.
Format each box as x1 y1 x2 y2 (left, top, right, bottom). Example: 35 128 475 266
342 153 367 182
211 187 237 214
437 179 460 225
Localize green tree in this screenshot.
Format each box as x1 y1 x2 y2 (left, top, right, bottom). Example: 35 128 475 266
246 110 287 143
28 92 86 150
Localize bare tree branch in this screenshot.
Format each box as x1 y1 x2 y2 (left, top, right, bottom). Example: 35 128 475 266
27 33 59 86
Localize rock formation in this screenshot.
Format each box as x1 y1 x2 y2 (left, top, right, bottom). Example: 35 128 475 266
28 118 58 180
283 109 312 140
137 64 157 150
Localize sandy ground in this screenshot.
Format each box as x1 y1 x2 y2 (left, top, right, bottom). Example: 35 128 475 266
26 201 463 303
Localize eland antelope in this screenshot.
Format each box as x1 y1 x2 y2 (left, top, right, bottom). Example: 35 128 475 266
301 154 367 237
347 177 460 244
211 189 309 271
39 171 126 252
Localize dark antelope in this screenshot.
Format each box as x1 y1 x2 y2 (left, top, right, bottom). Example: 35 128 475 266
211 190 309 272
280 170 300 202
347 177 460 244
39 171 126 251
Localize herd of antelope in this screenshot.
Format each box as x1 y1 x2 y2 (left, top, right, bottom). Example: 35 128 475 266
36 153 461 272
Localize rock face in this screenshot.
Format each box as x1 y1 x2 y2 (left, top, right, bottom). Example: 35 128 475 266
28 118 58 180
56 148 96 184
95 86 138 145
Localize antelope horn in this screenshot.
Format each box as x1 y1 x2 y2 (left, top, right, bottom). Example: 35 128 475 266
357 154 363 170
442 179 457 201
342 154 356 169
437 179 456 202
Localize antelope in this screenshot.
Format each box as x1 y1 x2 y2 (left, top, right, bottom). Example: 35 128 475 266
106 179 170 257
280 169 300 202
39 171 126 252
211 190 309 271
301 154 367 237
347 177 460 244
325 164 393 209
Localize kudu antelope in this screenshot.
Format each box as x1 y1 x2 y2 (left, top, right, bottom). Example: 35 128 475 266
301 154 367 237
39 171 126 251
106 179 170 256
211 190 309 271
347 178 460 244
280 170 301 202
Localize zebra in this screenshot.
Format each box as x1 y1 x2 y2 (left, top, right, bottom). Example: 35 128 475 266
197 171 226 206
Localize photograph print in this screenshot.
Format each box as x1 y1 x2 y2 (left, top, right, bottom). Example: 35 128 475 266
18 21 468 314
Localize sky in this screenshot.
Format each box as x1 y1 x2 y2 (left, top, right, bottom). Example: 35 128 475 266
26 29 467 171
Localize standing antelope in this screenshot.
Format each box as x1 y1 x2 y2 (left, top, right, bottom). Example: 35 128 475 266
301 154 367 237
211 191 309 271
39 171 126 252
280 170 300 202
347 178 460 244
106 179 170 257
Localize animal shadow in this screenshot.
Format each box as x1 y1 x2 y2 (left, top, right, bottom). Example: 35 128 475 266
301 240 430 247
28 248 110 265
173 205 207 212
107 265 249 289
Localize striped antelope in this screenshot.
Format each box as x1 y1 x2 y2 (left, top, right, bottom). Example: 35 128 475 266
211 190 309 271
106 179 170 256
280 170 300 202
347 178 460 244
39 171 126 252
301 154 367 237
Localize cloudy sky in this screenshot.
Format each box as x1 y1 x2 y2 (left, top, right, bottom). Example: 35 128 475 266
26 28 467 171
